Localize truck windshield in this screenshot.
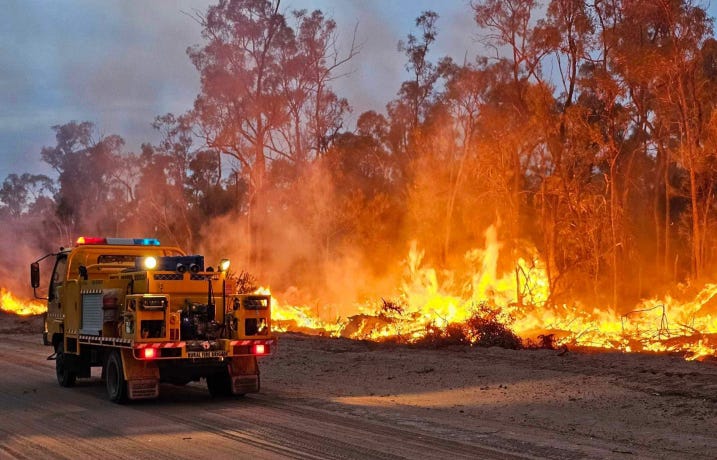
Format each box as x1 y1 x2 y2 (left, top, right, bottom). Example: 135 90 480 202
97 255 139 264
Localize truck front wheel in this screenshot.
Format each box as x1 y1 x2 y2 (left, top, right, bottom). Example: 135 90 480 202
55 342 76 387
106 351 128 403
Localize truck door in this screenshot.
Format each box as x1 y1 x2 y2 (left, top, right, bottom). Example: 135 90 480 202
48 253 68 326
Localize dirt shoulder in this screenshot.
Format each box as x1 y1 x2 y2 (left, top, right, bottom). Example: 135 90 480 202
5 313 717 458
262 333 717 458
0 311 43 334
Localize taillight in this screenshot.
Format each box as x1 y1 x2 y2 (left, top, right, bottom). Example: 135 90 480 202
142 348 157 359
233 343 271 355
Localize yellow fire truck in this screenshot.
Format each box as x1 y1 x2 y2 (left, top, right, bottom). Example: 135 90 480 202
31 237 275 402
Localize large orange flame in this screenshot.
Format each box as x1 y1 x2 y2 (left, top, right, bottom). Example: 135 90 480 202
269 225 717 360
0 288 45 316
6 233 717 361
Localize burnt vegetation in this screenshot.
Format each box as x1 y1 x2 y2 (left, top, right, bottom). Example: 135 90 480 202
5 0 717 335
412 305 524 349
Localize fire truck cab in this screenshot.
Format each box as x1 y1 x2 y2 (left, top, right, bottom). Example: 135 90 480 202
31 237 275 402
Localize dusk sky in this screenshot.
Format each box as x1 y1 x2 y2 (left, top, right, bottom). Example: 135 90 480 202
2 1 715 179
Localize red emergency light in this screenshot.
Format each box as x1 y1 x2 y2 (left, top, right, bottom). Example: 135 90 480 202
76 236 107 245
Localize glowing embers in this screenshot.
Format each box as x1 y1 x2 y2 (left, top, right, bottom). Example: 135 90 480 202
0 288 45 316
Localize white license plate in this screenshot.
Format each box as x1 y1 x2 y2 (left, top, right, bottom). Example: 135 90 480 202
187 350 227 358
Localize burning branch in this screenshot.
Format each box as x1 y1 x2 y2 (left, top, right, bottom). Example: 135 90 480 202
621 304 671 341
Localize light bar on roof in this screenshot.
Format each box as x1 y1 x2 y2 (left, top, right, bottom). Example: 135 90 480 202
136 238 161 246
106 238 161 246
76 237 106 245
75 237 161 246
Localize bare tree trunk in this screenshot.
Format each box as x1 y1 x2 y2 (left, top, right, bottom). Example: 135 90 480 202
677 75 703 279
250 129 267 276
443 138 469 264
609 156 619 308
688 158 702 278
663 148 671 277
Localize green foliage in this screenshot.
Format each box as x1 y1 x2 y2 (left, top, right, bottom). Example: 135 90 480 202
0 173 54 218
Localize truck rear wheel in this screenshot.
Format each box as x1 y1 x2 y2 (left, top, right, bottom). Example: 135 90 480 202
206 367 232 397
55 343 76 387
106 351 128 403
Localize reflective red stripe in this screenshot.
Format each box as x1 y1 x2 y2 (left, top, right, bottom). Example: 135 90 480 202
134 342 185 349
230 339 274 346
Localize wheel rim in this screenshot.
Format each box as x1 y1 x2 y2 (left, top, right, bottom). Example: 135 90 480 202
107 358 118 397
55 352 64 381
55 345 65 383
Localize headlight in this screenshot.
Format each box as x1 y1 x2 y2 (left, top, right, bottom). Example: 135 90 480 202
143 256 158 270
219 259 231 272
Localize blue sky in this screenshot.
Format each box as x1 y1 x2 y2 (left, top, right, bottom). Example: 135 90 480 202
0 1 714 179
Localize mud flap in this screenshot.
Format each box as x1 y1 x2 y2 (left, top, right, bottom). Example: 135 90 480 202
231 375 259 394
120 349 160 400
128 379 160 400
229 356 260 394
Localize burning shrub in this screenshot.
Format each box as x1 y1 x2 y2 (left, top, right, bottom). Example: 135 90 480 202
414 322 471 347
341 314 396 340
464 305 523 349
412 305 522 349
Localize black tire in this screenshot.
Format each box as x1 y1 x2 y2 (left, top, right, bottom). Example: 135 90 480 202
106 351 128 403
206 367 232 397
55 342 76 387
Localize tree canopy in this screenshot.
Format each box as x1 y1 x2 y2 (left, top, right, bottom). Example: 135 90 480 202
5 0 717 309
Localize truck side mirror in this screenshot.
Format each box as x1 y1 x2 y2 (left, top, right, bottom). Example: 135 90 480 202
31 262 40 288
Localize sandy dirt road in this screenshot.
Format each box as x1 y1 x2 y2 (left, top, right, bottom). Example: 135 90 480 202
2 321 717 459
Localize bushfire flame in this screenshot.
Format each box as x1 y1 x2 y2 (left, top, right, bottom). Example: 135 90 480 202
271 226 717 360
8 230 717 361
0 288 45 316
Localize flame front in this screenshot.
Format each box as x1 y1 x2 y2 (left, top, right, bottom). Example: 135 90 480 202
5 236 717 360
0 288 45 316
269 226 717 360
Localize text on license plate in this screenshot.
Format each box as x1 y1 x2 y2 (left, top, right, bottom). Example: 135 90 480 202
187 350 227 358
